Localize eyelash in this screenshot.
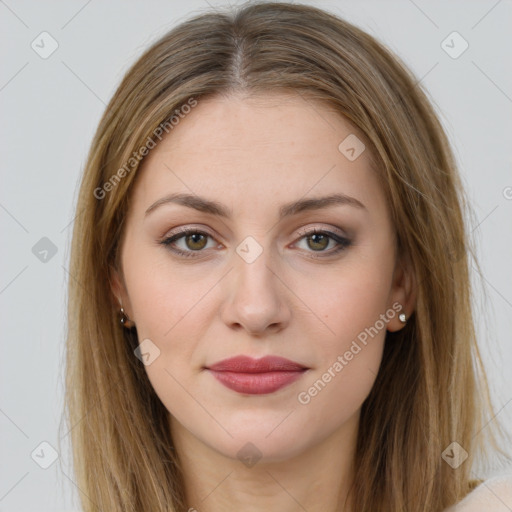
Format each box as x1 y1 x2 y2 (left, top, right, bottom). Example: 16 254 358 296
159 227 352 259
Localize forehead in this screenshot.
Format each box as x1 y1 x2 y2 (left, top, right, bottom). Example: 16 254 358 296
130 92 385 218
153 92 365 161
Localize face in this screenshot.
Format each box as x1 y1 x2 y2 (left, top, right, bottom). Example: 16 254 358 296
112 92 411 463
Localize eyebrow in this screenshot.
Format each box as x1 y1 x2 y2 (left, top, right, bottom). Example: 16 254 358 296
145 192 367 220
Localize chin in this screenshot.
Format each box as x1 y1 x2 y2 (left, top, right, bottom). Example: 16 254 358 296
214 436 309 466
197 419 316 465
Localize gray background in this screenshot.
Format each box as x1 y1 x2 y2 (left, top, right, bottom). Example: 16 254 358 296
1 0 511 510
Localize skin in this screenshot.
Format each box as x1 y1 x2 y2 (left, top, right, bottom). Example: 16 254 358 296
112 91 415 512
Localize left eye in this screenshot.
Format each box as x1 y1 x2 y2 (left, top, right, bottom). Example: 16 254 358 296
160 228 351 258
294 229 351 254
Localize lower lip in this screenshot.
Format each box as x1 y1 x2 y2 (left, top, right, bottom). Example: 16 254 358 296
207 369 307 395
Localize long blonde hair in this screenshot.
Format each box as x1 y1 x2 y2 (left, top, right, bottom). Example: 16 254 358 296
61 2 506 510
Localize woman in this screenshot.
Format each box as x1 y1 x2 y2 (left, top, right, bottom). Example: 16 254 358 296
63 2 512 511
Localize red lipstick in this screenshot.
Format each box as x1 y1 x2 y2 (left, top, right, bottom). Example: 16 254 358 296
205 355 308 395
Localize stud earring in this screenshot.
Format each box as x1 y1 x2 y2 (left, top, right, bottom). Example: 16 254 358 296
399 312 407 324
119 301 135 328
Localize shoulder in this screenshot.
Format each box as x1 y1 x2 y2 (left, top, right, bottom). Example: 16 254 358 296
446 473 512 511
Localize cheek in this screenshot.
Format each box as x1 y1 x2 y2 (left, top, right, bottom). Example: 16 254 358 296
122 241 213 339
296 336 384 437
121 246 218 400
294 257 392 411
304 256 394 348
124 264 211 420
296 268 390 419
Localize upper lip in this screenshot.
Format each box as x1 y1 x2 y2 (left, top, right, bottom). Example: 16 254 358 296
206 355 308 373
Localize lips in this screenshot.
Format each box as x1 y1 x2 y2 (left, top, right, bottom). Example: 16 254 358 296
207 355 307 373
205 355 308 395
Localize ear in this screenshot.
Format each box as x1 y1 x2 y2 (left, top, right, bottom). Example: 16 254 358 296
108 264 132 317
386 250 417 332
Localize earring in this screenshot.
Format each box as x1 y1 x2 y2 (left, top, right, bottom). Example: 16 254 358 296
399 312 407 324
119 302 134 328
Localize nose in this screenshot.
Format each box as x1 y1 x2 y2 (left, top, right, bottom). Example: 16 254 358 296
219 243 291 336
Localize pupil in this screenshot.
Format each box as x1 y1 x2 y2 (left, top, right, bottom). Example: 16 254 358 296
309 234 327 250
187 233 206 250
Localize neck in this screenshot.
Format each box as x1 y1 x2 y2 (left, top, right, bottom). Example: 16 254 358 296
169 412 358 512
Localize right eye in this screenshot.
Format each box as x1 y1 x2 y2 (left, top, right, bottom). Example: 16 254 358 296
160 229 220 258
